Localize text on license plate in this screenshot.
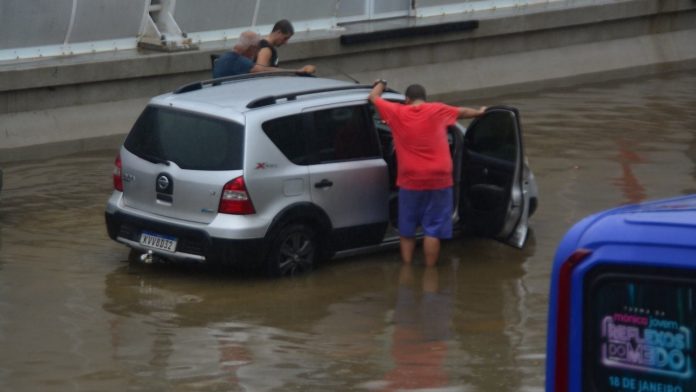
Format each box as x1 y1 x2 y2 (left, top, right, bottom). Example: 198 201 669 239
139 231 177 252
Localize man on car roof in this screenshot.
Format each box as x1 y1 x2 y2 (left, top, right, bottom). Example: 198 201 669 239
212 31 315 78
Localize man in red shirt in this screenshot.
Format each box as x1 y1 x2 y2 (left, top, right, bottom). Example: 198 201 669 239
369 80 485 266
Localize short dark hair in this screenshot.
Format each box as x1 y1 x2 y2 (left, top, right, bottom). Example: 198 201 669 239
272 19 294 35
405 84 427 101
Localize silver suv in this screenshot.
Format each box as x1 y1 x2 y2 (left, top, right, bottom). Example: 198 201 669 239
105 73 538 276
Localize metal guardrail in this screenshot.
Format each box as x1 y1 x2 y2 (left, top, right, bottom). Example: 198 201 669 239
0 0 578 62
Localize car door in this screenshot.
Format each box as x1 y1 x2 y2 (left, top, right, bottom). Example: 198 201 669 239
304 102 390 250
459 106 529 248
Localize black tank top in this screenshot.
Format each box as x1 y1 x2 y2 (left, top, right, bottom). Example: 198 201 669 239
255 39 278 67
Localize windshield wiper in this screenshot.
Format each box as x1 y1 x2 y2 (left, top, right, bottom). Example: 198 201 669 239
140 153 170 166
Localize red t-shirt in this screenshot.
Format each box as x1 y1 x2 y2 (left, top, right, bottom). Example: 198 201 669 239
373 98 459 190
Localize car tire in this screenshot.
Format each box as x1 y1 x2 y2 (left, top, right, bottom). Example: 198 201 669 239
265 223 317 277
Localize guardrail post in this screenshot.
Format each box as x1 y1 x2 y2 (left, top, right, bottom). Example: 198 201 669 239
139 0 198 52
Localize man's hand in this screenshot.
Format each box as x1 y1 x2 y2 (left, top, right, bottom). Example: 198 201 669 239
458 106 487 119
299 64 316 74
369 79 387 103
372 79 387 88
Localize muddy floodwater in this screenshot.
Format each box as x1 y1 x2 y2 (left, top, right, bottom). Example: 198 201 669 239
1 70 695 391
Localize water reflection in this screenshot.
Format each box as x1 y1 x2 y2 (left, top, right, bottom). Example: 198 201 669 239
611 137 648 204
381 265 453 391
101 261 393 391
99 243 531 391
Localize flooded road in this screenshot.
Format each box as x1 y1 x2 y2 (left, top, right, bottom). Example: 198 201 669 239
1 70 695 391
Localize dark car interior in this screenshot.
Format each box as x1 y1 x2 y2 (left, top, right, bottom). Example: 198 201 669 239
459 109 520 236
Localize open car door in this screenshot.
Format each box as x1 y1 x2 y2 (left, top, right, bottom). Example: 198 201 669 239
459 106 529 248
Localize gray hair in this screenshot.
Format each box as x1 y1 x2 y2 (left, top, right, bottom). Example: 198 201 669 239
235 31 260 51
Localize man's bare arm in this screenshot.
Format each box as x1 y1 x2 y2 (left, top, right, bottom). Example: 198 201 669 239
458 106 487 119
250 63 316 74
256 47 273 67
369 79 387 104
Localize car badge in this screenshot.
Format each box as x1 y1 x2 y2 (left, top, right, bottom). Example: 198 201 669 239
157 175 170 191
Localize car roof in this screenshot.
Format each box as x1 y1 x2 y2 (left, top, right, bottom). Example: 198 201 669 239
558 194 696 256
151 75 376 115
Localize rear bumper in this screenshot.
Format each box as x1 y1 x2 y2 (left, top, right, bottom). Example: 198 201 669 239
105 211 265 267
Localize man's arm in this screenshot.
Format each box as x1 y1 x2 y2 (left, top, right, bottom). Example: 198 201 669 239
256 47 273 67
369 79 387 104
250 63 316 74
457 106 487 119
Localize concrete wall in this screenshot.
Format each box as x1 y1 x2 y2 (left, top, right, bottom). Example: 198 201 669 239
1 0 695 163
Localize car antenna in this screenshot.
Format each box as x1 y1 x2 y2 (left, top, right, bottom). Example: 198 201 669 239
325 64 361 84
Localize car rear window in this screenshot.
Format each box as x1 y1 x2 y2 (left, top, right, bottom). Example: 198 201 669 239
583 266 696 392
124 106 244 170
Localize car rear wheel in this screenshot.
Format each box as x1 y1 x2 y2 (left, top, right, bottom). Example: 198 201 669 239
265 223 317 277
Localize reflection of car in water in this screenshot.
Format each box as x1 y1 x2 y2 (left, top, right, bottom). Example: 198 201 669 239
546 195 696 392
105 73 538 276
103 242 531 389
100 262 429 390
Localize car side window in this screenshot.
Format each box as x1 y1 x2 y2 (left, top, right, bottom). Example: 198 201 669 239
262 114 311 165
311 105 380 163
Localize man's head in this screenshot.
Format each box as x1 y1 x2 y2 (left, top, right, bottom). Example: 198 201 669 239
233 31 261 59
269 19 294 47
405 84 427 104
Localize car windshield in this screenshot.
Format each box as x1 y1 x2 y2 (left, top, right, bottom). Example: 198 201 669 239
124 105 244 170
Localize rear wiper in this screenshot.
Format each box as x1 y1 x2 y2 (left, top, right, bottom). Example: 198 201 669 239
140 153 170 166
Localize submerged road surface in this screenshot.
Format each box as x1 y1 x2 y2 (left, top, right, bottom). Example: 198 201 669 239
0 70 695 391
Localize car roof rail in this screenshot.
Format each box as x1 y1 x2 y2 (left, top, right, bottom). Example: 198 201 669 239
246 85 398 109
173 71 310 94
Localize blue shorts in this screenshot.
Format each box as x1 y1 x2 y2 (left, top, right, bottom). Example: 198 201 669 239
398 187 453 239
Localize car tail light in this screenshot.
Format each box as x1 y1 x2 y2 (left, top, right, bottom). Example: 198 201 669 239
113 154 123 191
219 176 255 215
553 248 592 392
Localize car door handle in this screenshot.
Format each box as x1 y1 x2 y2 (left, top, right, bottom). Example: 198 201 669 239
314 179 333 189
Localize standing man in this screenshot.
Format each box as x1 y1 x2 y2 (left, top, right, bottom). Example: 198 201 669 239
369 80 486 266
212 30 315 78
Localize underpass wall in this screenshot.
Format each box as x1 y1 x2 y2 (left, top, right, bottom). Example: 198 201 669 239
1 0 695 162
0 0 146 59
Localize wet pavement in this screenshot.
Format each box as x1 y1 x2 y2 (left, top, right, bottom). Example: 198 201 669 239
0 70 695 391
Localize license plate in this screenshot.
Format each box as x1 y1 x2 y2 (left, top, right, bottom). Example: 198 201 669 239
139 231 177 252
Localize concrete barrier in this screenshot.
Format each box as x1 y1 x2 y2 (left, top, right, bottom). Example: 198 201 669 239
1 0 695 163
